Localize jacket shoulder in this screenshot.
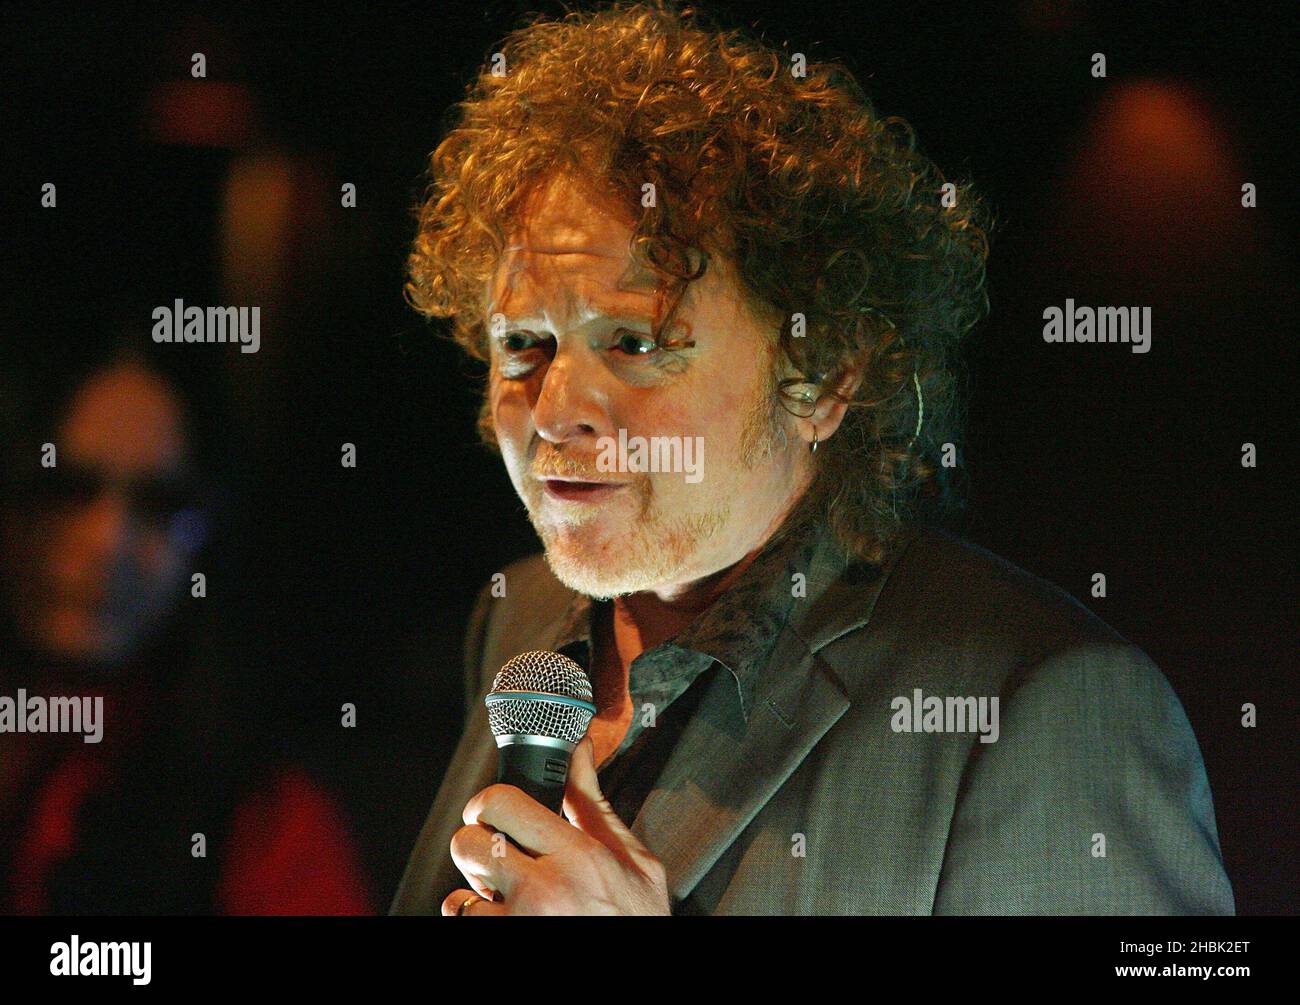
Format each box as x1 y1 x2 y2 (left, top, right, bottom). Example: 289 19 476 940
866 526 1134 671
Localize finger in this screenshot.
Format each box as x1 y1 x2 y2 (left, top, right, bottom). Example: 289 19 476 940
449 822 534 900
562 736 652 859
441 888 508 917
463 782 577 856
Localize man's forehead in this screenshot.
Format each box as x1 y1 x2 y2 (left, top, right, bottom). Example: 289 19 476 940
486 173 663 316
494 241 658 290
485 254 661 328
512 170 631 234
502 175 647 271
504 169 655 261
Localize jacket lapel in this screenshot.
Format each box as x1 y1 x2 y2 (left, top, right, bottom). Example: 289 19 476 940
629 623 852 903
626 530 905 905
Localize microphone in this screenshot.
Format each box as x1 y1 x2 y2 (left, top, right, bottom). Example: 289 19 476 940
484 650 597 814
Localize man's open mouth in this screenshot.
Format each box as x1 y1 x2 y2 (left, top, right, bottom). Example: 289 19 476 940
542 478 627 502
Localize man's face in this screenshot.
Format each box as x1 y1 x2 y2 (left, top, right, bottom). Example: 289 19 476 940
485 171 811 599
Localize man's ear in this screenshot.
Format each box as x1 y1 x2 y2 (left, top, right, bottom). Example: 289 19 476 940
801 353 867 446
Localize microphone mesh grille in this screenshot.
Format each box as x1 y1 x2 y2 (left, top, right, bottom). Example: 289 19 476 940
486 651 594 743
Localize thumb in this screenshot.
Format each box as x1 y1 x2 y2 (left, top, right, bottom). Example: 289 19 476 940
562 736 647 856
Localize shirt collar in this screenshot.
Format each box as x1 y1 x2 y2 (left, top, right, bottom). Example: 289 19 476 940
548 515 845 723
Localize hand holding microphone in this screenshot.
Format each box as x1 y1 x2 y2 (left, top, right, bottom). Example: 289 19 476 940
441 651 671 916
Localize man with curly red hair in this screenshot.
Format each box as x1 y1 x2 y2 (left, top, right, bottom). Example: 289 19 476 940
392 2 1232 916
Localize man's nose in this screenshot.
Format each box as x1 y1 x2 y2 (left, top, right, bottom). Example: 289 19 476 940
531 346 613 447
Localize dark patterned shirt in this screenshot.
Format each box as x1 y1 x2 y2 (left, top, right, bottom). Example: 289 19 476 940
546 515 834 824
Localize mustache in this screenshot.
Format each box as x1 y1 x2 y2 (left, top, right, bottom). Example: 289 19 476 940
531 447 602 481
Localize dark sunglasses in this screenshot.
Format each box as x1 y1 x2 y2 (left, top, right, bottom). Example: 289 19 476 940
31 464 206 526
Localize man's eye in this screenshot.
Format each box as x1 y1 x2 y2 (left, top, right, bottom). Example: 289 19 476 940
494 328 659 368
611 328 657 356
501 331 538 352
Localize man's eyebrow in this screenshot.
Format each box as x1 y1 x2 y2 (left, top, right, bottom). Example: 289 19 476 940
493 291 658 330
580 293 658 325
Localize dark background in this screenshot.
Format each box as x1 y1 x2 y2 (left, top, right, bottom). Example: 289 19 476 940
2 0 1295 913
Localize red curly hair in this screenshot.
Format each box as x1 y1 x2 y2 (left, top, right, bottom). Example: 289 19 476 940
406 0 990 564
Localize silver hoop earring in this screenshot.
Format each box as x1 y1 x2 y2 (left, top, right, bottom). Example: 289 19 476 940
810 428 819 454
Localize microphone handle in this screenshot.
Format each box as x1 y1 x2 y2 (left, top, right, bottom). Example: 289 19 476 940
495 741 571 815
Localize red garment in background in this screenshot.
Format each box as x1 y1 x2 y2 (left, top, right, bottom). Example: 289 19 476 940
215 766 373 915
9 753 373 915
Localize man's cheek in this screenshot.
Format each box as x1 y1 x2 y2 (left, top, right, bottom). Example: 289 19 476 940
634 397 700 439
491 380 530 446
671 394 739 455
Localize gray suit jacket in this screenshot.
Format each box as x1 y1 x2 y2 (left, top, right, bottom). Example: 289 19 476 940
391 527 1234 914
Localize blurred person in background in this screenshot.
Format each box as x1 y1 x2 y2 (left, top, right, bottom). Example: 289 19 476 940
0 335 372 914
